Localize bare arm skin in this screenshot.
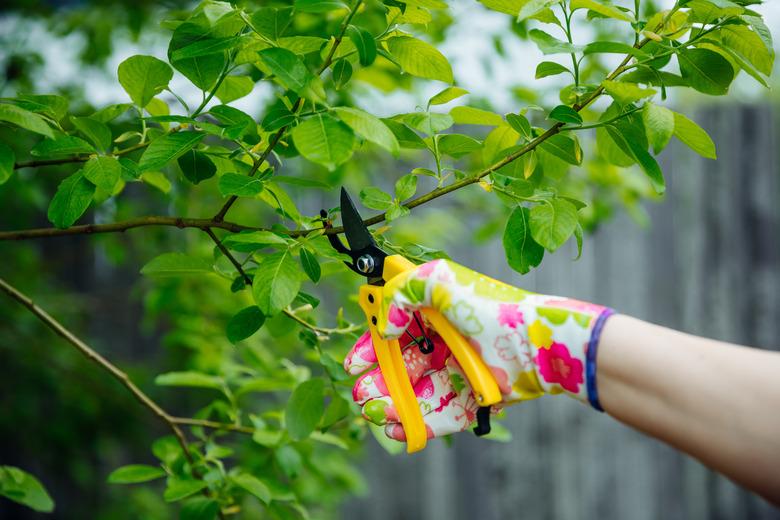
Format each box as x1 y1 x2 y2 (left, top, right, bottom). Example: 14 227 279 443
597 314 780 506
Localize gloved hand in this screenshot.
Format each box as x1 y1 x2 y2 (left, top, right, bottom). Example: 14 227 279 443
344 259 613 442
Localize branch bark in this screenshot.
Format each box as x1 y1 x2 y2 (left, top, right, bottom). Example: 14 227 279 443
0 216 256 241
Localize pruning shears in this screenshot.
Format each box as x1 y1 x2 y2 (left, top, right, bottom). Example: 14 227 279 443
322 188 502 453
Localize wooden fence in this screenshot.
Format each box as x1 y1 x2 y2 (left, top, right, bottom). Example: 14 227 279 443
342 104 780 520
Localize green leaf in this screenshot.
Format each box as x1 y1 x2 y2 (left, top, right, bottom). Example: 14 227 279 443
450 106 503 126
483 124 520 164
274 445 303 479
71 116 112 151
262 106 296 132
583 41 649 58
359 187 393 210
279 36 328 55
720 25 773 76
224 231 289 250
215 76 254 104
478 0 524 15
294 0 347 12
180 497 220 520
382 119 426 148
601 80 656 105
31 135 94 157
429 86 468 106
285 379 325 441
0 103 54 138
170 36 242 61
141 171 171 193
14 94 69 122
117 55 173 108
299 248 321 283
332 59 353 89
395 174 418 200
503 206 544 274
107 465 166 484
437 134 482 158
529 29 582 55
517 0 559 21
0 466 54 513
401 112 453 135
570 0 633 21
386 203 410 221
226 306 265 343
332 107 399 156
535 61 570 79
232 474 271 504
258 47 324 101
140 252 214 276
386 36 454 83
529 199 578 252
506 113 533 139
539 134 582 165
164 478 207 502
253 250 301 316
178 150 217 184
47 172 95 229
677 48 734 96
548 105 582 125
218 173 265 197
168 22 226 91
155 371 224 390
83 156 121 192
347 26 377 66
250 7 293 40
139 132 205 171
606 125 665 193
291 113 355 170
673 112 716 159
573 222 583 260
642 103 674 154
0 142 14 185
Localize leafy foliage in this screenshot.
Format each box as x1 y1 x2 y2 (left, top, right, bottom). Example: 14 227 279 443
0 0 773 516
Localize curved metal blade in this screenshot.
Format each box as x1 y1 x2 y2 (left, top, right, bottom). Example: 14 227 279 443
340 187 375 251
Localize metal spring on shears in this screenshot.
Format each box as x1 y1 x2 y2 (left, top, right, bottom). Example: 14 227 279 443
403 313 435 354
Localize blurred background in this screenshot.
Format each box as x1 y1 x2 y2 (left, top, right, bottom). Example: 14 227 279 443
1 0 779 518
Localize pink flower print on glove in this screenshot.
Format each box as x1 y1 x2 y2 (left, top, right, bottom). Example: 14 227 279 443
536 342 584 393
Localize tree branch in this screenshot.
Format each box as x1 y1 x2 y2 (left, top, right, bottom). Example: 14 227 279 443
14 139 153 170
211 0 363 224
0 280 200 474
0 216 256 241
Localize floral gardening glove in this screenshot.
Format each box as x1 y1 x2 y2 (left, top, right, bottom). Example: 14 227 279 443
344 259 614 442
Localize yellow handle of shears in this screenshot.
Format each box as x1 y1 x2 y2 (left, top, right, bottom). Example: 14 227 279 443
358 255 502 453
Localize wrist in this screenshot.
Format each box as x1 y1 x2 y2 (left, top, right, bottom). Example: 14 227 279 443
519 297 614 408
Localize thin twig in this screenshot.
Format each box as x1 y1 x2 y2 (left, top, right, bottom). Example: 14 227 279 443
212 0 363 224
0 281 195 471
172 417 254 434
205 227 252 285
0 216 255 241
14 139 153 170
203 228 361 338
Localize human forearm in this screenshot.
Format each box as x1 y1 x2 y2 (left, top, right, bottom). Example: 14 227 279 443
597 314 780 505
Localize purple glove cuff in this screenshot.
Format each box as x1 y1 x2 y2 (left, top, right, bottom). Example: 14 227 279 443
586 308 615 412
